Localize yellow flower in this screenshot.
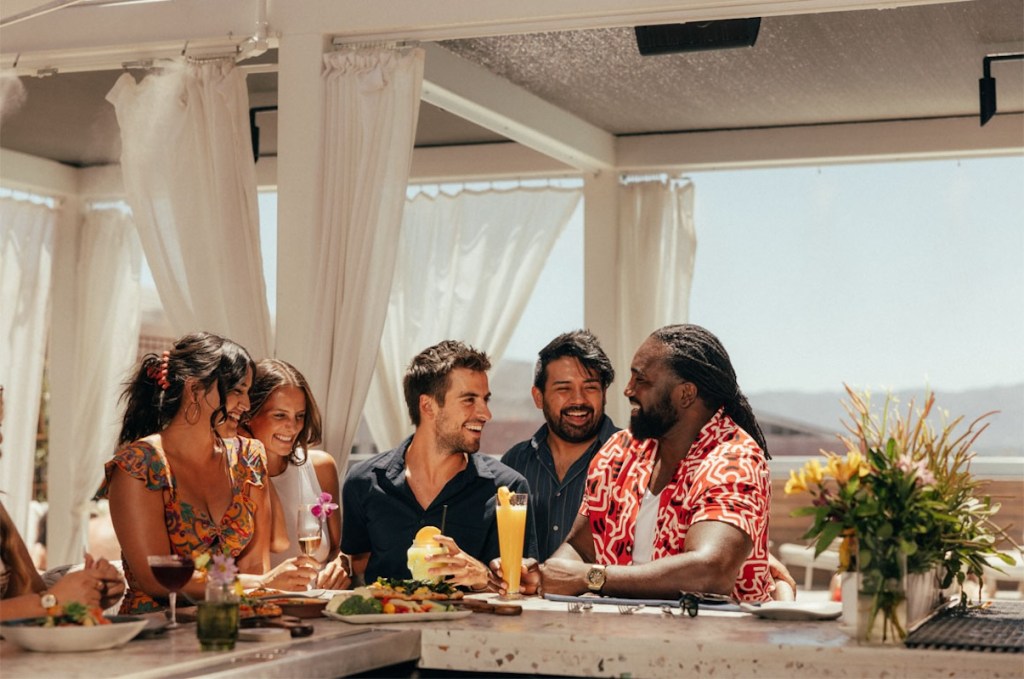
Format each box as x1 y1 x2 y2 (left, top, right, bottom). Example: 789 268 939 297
827 451 870 485
784 468 808 495
804 458 825 485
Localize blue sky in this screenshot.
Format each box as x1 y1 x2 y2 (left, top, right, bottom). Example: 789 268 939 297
502 156 1024 393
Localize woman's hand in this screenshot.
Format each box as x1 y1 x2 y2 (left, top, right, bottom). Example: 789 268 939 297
83 554 126 609
257 556 320 591
50 570 107 608
317 554 352 590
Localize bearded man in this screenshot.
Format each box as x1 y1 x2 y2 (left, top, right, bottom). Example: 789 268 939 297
533 325 788 602
342 340 537 590
501 330 619 561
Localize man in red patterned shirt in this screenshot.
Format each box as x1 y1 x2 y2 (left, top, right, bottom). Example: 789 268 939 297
534 324 784 602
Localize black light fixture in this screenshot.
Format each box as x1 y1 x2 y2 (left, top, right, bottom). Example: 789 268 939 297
249 105 277 162
979 53 1024 127
634 18 761 56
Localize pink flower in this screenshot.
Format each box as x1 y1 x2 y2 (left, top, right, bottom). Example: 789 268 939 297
208 552 238 586
311 492 339 519
897 455 936 487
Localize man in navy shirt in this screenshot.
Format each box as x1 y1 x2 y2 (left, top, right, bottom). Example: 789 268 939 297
342 340 536 590
500 330 618 562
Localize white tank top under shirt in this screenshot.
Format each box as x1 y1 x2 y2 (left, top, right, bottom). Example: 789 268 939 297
631 488 661 565
270 454 331 566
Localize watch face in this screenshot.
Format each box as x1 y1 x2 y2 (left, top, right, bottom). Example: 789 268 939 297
40 593 57 609
587 566 605 589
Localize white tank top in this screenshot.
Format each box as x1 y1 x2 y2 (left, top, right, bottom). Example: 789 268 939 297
631 488 661 565
269 453 330 566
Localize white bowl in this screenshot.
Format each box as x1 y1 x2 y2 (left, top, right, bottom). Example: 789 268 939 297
1 616 148 652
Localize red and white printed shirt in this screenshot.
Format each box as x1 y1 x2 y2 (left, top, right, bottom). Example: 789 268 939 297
581 409 774 602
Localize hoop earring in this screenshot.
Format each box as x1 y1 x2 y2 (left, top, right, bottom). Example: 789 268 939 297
184 399 201 425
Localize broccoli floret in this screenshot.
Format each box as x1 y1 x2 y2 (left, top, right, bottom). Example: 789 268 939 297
337 595 383 615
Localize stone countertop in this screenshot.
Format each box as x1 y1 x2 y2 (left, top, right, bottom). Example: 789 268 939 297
0 614 419 679
393 595 1024 678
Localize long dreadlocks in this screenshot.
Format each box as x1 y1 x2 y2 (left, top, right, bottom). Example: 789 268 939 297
651 324 770 459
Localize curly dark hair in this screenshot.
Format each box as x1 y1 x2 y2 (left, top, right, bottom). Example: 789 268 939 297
118 332 254 445
651 324 769 458
403 340 491 426
533 329 615 392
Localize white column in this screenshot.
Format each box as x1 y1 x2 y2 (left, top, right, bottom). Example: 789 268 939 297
274 31 328 367
46 195 88 561
583 172 628 425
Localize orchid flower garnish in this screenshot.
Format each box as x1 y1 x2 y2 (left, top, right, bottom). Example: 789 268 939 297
311 492 339 520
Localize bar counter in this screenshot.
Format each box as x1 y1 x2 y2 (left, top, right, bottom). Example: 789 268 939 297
2 597 1020 678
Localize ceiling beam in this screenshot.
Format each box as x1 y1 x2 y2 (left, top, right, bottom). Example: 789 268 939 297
420 43 615 174
1 0 975 59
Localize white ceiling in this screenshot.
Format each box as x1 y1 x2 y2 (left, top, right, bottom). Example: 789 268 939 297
0 0 1021 168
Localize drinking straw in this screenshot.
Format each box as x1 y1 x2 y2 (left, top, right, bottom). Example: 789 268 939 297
441 504 448 533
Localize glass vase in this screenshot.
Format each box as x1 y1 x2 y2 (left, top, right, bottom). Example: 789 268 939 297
841 551 908 645
197 580 240 651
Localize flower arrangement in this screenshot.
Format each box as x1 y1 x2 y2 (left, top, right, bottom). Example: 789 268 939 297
311 492 338 520
193 551 244 599
786 386 1015 641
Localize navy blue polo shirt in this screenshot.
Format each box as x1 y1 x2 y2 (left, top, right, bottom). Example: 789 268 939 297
341 437 538 583
500 415 619 562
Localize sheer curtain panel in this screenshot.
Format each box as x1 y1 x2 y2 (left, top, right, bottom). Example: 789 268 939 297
364 186 582 448
107 59 271 359
0 196 57 536
615 179 698 387
294 47 424 470
46 207 142 566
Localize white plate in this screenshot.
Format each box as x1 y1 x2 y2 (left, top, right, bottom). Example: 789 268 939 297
739 601 842 621
0 616 148 652
322 609 473 624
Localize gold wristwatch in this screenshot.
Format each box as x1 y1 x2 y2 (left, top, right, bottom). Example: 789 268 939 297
585 564 607 592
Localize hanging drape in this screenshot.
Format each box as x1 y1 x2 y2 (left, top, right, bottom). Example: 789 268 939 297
364 185 582 449
0 195 56 537
107 59 271 359
46 206 142 566
295 47 424 471
615 179 698 386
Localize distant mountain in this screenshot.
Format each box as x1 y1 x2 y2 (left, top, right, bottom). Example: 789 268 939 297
486 359 1022 457
748 384 1024 457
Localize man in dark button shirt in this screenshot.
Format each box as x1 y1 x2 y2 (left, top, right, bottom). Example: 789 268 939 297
342 340 536 590
500 330 618 562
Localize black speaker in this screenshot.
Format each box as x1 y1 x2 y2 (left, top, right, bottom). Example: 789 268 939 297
635 19 762 56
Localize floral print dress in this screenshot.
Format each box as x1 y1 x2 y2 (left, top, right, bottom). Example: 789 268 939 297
96 435 267 613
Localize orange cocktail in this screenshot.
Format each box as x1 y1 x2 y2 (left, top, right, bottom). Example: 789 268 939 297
496 487 528 599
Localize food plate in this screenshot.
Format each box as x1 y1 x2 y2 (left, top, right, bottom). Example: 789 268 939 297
322 609 473 624
738 601 842 621
259 598 329 619
0 616 148 652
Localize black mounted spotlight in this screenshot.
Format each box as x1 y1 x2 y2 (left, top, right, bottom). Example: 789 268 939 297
635 18 761 56
248 105 278 162
979 53 1024 127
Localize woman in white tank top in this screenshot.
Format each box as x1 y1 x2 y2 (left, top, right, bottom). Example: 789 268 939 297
243 359 351 589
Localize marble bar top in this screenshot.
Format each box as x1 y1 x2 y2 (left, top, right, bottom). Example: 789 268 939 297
0 614 420 679
390 595 1023 679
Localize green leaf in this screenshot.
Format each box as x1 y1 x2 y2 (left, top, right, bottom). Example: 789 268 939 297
814 521 845 557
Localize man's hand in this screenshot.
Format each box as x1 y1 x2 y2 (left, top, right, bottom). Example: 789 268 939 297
538 557 590 596
488 557 540 597
427 536 493 591
317 554 352 590
259 556 320 591
768 552 797 601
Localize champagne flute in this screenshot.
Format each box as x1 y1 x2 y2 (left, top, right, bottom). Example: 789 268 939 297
296 505 324 588
147 554 195 629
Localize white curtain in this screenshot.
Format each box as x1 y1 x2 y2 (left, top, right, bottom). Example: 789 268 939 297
615 179 698 384
106 59 271 358
296 47 424 470
46 206 142 566
0 195 56 537
364 186 582 448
